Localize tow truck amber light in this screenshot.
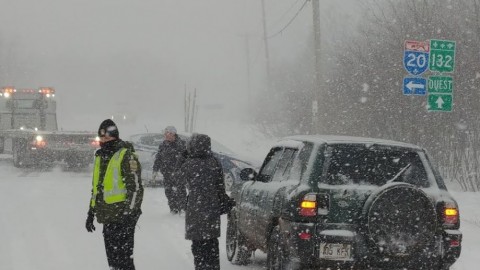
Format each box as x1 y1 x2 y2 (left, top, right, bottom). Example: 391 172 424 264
39 87 55 94
2 87 15 98
39 87 55 98
300 194 317 217
2 87 16 93
444 208 459 224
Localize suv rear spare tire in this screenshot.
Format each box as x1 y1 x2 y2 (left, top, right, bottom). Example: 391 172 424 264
365 183 437 257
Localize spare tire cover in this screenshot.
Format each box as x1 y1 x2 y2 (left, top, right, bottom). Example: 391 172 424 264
365 183 437 256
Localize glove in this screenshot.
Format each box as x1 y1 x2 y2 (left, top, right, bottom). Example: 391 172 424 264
85 209 96 232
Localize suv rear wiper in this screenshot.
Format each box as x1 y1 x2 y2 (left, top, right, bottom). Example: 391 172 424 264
386 163 411 184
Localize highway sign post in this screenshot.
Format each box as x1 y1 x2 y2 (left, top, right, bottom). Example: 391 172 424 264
404 40 430 75
401 39 456 112
429 39 456 73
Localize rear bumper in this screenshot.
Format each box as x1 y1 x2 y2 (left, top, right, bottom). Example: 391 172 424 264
25 147 94 163
282 220 462 268
441 229 462 264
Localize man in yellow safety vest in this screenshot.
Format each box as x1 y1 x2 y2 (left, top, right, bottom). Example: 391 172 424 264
85 119 144 270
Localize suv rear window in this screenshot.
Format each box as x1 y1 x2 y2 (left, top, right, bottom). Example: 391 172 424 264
324 144 430 187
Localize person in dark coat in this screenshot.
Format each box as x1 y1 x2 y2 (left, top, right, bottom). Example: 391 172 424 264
152 126 187 213
175 133 227 270
85 119 144 270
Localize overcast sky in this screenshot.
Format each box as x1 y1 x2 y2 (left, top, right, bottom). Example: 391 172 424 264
0 0 358 132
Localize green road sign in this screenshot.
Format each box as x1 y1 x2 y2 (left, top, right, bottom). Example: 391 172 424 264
428 94 452 112
428 76 453 94
429 39 456 73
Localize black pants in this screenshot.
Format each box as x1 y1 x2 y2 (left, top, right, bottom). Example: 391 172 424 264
103 220 137 270
191 238 220 270
164 178 186 212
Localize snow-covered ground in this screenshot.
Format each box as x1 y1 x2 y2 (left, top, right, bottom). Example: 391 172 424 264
0 122 479 270
0 159 478 270
0 158 270 270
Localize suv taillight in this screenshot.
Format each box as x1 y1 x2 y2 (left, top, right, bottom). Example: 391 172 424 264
438 201 459 228
299 193 329 217
444 207 459 225
300 194 317 216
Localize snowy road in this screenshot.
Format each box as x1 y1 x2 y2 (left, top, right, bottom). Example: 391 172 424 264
0 156 477 270
0 158 267 270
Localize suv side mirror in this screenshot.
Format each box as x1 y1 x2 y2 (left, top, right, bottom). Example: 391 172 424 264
240 168 257 181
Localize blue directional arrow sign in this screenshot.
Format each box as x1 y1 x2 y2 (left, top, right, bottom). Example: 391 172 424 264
403 40 430 76
403 77 427 96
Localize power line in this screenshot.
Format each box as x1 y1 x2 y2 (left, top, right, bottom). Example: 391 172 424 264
268 0 303 30
267 0 309 39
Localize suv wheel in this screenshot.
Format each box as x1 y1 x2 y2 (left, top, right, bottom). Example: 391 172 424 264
226 213 251 265
267 225 288 270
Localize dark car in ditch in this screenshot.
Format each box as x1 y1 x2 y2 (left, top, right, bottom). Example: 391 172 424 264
226 135 461 270
129 132 258 190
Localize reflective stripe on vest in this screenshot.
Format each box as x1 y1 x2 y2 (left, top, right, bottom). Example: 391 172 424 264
91 148 128 207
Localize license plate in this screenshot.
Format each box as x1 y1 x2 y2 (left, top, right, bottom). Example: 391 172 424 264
319 243 352 260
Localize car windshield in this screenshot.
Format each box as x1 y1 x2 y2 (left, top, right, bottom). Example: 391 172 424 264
210 139 234 155
324 144 429 187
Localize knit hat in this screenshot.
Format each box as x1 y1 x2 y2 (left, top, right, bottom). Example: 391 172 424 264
164 126 177 134
98 119 119 138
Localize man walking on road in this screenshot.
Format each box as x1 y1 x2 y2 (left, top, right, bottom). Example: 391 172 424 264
152 125 187 214
85 119 144 270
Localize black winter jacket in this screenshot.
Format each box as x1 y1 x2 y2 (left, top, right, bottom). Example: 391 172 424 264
153 135 186 182
176 134 226 240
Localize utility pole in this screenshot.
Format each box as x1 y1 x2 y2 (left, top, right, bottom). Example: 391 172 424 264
184 84 189 132
244 34 252 106
261 0 271 91
312 0 321 133
189 88 197 132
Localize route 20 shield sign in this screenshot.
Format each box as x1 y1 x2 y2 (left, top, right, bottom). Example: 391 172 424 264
403 40 430 76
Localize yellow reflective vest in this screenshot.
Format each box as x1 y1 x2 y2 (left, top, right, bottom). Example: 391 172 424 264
91 148 128 207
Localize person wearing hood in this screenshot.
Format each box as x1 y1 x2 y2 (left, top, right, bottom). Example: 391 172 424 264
175 133 233 270
85 119 144 270
152 125 187 214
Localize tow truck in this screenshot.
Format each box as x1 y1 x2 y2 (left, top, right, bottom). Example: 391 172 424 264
0 86 99 168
